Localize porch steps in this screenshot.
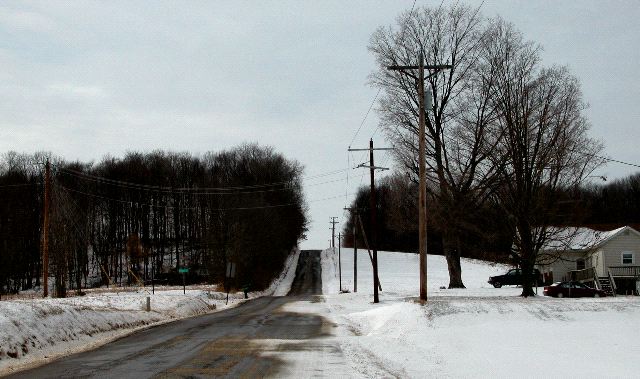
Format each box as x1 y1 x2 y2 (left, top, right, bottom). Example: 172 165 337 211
598 277 616 296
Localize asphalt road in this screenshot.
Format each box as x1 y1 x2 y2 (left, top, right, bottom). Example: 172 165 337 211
9 249 349 378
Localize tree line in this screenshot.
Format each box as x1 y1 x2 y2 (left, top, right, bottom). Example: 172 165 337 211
0 145 307 297
345 4 609 296
344 172 640 265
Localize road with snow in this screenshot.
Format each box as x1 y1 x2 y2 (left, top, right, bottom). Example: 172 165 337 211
10 250 351 378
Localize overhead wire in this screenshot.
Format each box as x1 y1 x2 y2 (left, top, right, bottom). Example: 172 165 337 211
59 184 355 212
348 89 381 149
56 168 346 196
54 165 348 193
0 183 38 189
347 0 420 193
344 1 420 207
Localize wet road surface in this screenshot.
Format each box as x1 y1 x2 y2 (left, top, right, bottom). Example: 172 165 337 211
9 250 351 378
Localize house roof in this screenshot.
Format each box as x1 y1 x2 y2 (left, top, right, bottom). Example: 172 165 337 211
542 226 632 252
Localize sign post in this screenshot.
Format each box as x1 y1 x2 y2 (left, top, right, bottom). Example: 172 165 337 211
151 256 155 295
178 267 189 294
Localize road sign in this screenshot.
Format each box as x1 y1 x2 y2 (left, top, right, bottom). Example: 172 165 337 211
226 262 236 278
179 268 189 274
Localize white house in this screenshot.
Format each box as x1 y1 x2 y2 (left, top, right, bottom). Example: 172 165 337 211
536 226 640 295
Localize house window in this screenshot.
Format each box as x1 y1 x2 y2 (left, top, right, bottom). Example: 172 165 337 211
621 252 634 265
576 258 586 270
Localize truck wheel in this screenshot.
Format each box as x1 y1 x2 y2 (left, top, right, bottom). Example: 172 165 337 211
594 293 601 298
557 292 564 298
492 282 502 288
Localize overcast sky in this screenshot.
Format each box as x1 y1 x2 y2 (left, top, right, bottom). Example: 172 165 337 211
1 0 638 249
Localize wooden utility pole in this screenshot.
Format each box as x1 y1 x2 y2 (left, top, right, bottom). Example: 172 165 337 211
42 159 51 298
344 208 360 292
330 217 338 248
353 218 357 292
388 53 451 302
353 221 356 292
344 207 358 293
338 233 342 292
349 140 392 303
368 139 379 303
356 214 382 291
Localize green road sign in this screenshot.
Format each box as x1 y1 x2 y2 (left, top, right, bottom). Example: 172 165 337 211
178 268 189 274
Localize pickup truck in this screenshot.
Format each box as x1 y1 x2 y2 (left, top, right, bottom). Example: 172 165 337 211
488 268 543 288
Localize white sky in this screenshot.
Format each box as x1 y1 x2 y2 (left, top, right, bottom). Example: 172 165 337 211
1 0 638 249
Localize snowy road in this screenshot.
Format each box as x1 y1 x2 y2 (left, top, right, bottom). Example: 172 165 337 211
9 250 353 378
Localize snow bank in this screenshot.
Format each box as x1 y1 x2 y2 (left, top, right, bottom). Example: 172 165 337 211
321 248 339 294
265 247 301 296
321 250 640 378
0 289 229 374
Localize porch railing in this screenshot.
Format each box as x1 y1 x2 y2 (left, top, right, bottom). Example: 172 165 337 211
609 266 640 278
608 269 617 296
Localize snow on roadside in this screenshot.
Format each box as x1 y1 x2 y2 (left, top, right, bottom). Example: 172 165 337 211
265 247 301 296
0 290 227 374
321 249 640 378
321 247 339 295
0 247 301 374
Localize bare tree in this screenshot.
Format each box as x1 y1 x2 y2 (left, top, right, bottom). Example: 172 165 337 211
485 18 605 296
369 4 501 287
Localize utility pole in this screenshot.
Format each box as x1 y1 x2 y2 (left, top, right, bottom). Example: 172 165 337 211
349 140 392 303
344 207 358 292
388 53 451 302
330 217 338 248
356 213 382 291
368 139 379 303
338 233 342 292
42 159 51 298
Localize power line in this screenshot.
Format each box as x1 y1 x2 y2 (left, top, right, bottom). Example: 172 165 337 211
0 183 37 189
55 167 291 192
58 184 356 212
588 153 640 169
346 0 419 193
57 169 347 196
348 89 381 148
54 165 347 191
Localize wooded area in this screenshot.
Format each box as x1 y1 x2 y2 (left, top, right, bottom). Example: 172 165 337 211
0 145 307 297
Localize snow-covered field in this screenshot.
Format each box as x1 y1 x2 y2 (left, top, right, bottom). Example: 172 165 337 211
0 248 301 375
321 248 640 378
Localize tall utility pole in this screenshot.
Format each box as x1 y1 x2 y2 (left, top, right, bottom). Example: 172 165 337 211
368 139 379 303
344 207 358 293
388 53 451 302
330 217 338 248
42 159 51 298
349 140 392 303
338 233 342 292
